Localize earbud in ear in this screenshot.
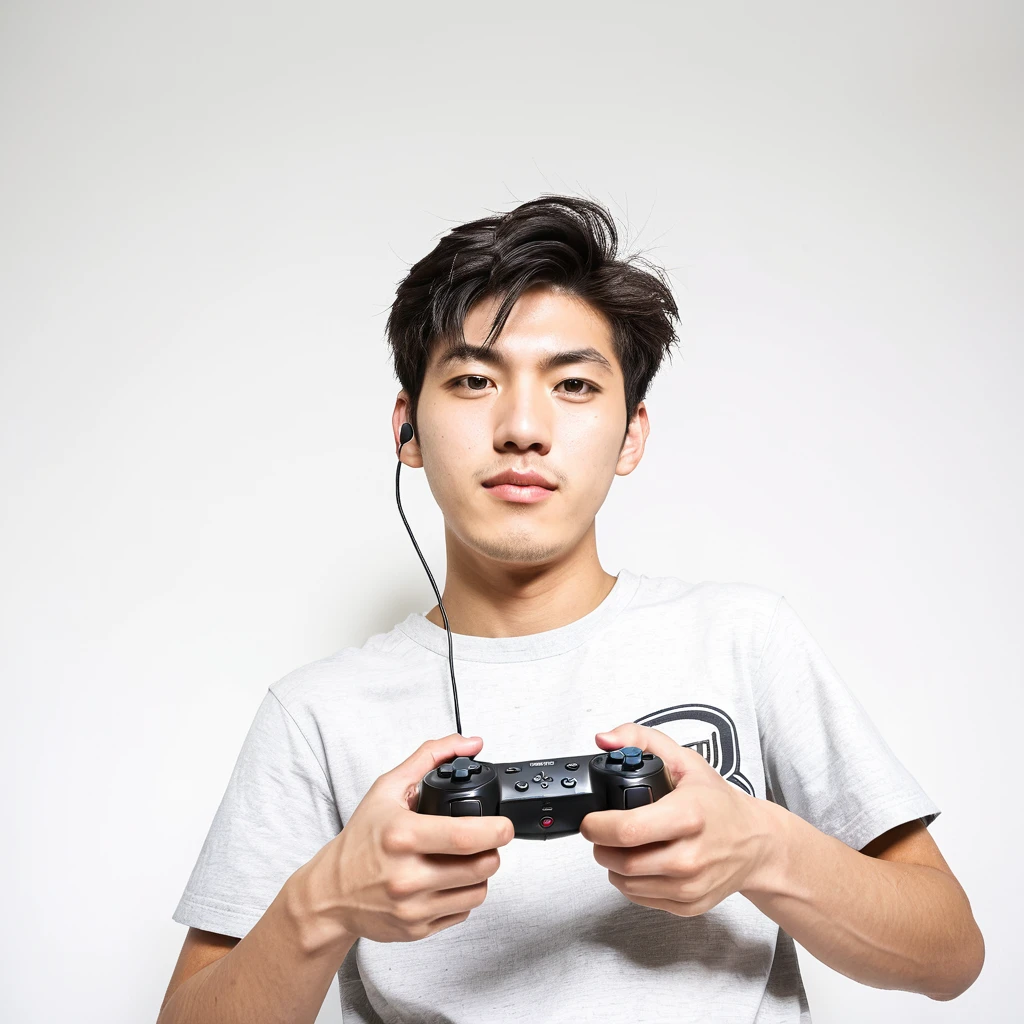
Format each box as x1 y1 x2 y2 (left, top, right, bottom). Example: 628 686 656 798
399 422 414 445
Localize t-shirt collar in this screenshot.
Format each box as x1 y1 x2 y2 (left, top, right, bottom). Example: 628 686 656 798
396 568 641 663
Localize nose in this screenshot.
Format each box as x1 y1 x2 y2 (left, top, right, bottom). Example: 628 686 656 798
493 377 552 455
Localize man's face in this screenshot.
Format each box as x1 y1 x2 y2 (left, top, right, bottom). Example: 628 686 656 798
396 285 649 567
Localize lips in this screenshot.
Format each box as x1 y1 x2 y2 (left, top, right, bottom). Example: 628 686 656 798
482 470 556 489
481 469 557 505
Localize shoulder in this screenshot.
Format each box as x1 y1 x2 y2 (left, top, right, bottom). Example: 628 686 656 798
267 622 423 716
629 570 783 628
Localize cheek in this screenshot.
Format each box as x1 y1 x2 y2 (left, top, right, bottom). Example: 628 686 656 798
560 418 624 484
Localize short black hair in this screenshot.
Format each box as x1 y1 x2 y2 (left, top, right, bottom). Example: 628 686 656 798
385 194 680 431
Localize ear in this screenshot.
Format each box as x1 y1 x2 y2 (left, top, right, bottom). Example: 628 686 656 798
392 392 423 467
614 401 650 476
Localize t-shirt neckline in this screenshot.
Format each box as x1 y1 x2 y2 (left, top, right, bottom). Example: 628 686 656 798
396 568 642 663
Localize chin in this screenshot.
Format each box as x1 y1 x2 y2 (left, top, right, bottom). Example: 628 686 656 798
467 530 568 566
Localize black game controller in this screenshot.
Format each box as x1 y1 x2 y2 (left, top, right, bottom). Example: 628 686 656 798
417 746 674 839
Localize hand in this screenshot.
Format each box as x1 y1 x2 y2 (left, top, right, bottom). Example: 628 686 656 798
292 734 514 945
580 723 776 917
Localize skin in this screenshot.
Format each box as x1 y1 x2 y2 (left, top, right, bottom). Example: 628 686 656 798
392 283 649 638
159 283 983 1021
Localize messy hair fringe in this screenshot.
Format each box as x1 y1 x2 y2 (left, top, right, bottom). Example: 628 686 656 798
386 194 680 423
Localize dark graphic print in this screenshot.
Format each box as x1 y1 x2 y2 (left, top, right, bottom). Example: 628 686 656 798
634 703 755 796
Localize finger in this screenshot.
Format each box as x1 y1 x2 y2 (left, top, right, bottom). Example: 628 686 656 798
608 870 684 901
592 839 686 877
418 880 490 921
580 797 701 847
380 734 485 802
616 893 681 915
419 850 502 891
612 880 726 918
595 722 707 786
424 909 471 937
401 811 515 856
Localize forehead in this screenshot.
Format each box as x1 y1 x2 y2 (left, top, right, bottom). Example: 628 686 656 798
429 285 620 372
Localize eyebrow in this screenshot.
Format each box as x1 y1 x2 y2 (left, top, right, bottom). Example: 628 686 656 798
435 343 614 374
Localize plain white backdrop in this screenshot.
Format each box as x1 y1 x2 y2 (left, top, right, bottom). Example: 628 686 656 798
1 2 1020 1021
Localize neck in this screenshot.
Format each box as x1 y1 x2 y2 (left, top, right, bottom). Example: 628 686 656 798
424 523 617 638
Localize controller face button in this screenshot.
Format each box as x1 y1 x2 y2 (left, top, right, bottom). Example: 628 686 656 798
607 750 625 764
532 774 543 782
565 762 579 771
504 766 521 773
623 754 643 770
540 816 554 828
437 764 454 779
623 786 653 809
540 782 549 789
515 781 529 792
560 777 577 788
450 799 483 816
642 753 654 761
468 762 482 775
454 768 470 781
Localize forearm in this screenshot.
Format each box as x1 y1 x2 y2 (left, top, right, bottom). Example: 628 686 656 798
157 879 357 1024
742 802 982 1000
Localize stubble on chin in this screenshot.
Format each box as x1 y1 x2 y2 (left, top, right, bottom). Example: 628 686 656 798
468 524 566 566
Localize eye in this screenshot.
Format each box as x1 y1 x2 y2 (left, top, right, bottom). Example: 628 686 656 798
452 374 493 392
555 378 597 397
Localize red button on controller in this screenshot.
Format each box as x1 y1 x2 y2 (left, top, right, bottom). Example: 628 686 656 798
540 816 554 828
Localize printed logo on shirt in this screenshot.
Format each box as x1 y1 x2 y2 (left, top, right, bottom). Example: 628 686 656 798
633 703 755 796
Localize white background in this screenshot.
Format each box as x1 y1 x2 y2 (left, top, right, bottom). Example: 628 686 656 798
1 2 1020 1021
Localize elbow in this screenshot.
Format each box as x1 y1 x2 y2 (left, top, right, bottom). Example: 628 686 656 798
926 922 985 1002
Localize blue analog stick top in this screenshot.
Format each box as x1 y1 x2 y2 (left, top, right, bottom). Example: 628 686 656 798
607 749 625 764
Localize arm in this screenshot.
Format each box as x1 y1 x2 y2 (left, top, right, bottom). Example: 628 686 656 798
157 901 355 1024
581 724 984 1002
744 802 984 1000
159 733 512 1024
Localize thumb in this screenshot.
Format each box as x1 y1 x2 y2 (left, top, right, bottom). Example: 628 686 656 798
595 722 707 787
380 733 485 806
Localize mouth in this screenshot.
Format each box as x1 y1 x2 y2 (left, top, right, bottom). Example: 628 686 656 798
481 471 557 505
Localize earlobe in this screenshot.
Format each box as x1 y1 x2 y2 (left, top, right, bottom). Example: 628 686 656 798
392 393 423 466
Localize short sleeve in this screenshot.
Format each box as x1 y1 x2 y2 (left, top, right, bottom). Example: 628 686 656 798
754 597 940 851
172 689 342 937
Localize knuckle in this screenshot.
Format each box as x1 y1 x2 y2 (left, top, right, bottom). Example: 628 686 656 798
678 881 704 903
404 920 431 940
382 824 414 855
384 873 420 901
675 852 700 877
391 900 424 926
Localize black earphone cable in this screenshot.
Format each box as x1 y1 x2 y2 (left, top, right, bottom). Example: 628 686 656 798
396 437 463 736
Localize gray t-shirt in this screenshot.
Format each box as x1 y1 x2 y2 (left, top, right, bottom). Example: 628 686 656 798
173 570 940 1022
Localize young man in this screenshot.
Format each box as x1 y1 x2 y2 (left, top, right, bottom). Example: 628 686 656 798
159 196 984 1023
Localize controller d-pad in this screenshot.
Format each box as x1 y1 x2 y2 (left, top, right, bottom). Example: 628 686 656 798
451 756 482 775
437 763 454 778
607 750 625 764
